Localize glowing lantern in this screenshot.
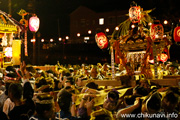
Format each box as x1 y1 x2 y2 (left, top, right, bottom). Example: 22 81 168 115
12 40 21 65
95 32 108 49
150 21 164 40
173 26 180 42
158 53 168 63
129 6 141 23
29 16 40 32
4 47 12 58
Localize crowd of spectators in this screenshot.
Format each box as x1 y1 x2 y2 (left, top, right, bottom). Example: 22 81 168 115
0 61 179 120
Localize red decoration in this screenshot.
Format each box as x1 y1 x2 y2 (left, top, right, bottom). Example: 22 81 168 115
20 19 28 27
150 22 164 40
158 53 168 63
29 16 40 32
95 32 108 49
173 26 180 42
129 6 141 23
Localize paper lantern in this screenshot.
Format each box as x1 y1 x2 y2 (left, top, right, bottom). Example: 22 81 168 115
95 32 108 49
12 40 21 65
129 6 141 23
173 26 180 42
29 16 40 32
4 47 12 58
158 53 168 63
150 22 164 40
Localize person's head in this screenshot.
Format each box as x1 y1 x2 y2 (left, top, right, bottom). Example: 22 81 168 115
46 69 57 78
169 63 178 74
133 85 149 96
34 94 55 119
4 72 19 83
141 92 161 114
86 82 98 90
25 65 36 78
35 77 53 92
8 83 23 102
93 114 111 120
90 108 114 120
103 90 119 111
75 77 87 87
23 82 34 100
35 68 46 78
65 76 75 87
162 91 179 112
102 63 108 71
124 95 137 106
57 87 73 112
139 79 150 90
5 66 16 74
90 67 98 78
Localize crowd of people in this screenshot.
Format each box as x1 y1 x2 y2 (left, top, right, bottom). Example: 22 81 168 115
0 61 179 120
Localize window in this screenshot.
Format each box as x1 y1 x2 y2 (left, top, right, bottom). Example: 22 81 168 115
99 18 104 25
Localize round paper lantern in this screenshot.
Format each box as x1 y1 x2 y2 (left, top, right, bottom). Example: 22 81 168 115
173 26 180 42
95 32 108 49
150 22 164 40
158 53 168 63
4 47 12 58
129 6 141 23
29 16 40 32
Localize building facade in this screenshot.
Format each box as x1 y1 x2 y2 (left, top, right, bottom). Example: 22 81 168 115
70 6 128 44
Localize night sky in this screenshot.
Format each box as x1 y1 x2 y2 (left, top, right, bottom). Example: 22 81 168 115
0 0 180 40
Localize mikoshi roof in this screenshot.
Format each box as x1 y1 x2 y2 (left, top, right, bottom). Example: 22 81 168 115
0 10 25 33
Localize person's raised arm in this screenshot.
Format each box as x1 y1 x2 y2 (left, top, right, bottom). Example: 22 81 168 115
116 97 141 119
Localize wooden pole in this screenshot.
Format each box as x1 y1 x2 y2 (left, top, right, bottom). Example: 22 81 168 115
111 46 115 80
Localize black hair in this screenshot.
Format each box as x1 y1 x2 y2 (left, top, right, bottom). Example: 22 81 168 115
8 83 23 100
107 90 119 105
6 66 16 73
5 82 11 95
26 65 36 73
66 77 75 85
86 82 98 90
168 87 180 95
23 82 34 100
35 77 52 92
57 89 72 112
6 73 18 78
143 92 161 112
134 85 149 96
163 91 178 104
124 95 136 105
35 94 53 116
94 114 111 120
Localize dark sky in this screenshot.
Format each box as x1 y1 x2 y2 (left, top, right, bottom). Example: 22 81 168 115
0 0 180 40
